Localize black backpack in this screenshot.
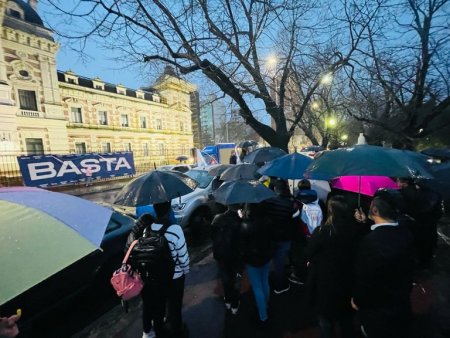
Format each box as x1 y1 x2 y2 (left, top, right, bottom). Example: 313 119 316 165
131 223 175 282
211 212 240 261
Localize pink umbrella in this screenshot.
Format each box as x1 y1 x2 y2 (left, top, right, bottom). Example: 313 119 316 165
331 176 399 197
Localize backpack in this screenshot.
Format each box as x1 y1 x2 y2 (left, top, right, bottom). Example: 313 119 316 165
130 223 175 282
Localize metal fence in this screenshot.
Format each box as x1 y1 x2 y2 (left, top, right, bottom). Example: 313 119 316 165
0 149 181 187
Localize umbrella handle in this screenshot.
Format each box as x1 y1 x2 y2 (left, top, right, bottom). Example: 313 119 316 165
358 176 361 209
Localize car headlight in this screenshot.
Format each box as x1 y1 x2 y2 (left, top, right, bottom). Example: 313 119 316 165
172 203 186 211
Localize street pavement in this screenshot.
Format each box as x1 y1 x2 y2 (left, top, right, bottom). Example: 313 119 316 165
57 181 450 338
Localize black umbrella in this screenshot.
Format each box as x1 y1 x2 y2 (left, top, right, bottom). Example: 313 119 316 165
114 170 198 206
421 148 450 160
207 164 234 177
243 147 287 165
220 163 260 181
213 180 276 205
176 155 189 162
238 140 258 149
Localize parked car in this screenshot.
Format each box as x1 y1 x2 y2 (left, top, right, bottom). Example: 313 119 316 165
157 164 193 173
300 145 325 158
171 166 223 231
0 209 135 338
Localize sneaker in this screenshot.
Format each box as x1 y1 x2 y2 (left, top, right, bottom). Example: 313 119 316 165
273 284 290 295
288 273 305 285
142 330 156 338
231 301 240 315
224 297 231 310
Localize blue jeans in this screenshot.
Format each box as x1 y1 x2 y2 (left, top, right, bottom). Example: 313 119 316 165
246 262 271 321
273 241 292 289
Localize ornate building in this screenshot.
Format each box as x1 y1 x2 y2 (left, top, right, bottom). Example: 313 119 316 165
0 0 196 172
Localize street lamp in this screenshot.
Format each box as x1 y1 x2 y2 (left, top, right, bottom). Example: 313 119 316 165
320 72 333 85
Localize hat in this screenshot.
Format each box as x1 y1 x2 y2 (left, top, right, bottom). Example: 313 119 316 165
297 189 317 204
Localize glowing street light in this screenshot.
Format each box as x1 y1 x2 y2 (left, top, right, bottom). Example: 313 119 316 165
266 55 278 69
311 101 321 110
320 72 333 85
327 117 337 128
341 134 348 141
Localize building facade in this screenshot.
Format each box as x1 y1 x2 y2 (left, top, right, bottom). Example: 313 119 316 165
200 94 227 146
0 0 196 182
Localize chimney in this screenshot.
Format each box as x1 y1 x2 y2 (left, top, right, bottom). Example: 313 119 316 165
28 0 38 11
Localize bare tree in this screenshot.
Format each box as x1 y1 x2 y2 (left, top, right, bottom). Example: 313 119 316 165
46 0 379 151
343 0 450 148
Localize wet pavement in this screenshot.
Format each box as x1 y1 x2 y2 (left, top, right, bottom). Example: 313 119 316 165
52 181 450 338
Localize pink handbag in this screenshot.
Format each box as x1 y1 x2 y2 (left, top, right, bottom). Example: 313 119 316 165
110 240 144 301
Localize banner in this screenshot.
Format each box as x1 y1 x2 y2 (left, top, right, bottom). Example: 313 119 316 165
17 152 135 187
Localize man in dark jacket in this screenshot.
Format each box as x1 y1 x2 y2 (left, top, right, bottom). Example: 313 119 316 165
211 204 242 314
352 196 414 338
262 179 297 294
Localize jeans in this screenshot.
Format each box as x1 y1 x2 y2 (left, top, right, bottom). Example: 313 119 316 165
246 262 271 321
218 260 240 308
273 241 292 289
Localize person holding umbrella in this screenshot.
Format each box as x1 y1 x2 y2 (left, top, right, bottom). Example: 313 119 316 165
211 204 243 315
239 203 275 327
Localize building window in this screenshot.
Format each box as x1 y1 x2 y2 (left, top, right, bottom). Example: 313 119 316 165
180 122 184 131
121 114 129 127
159 143 165 156
156 118 162 130
8 8 22 19
124 143 132 152
67 78 76 84
95 85 103 90
98 111 108 125
18 89 38 111
142 143 149 157
101 142 111 153
70 107 83 123
75 142 87 154
25 138 44 155
140 116 147 129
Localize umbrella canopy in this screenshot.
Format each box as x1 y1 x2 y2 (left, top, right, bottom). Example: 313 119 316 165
114 170 198 207
238 140 259 149
419 162 450 199
176 155 189 162
421 148 450 160
243 147 287 165
220 163 260 181
0 187 113 304
304 145 433 180
258 152 312 179
207 164 234 177
213 180 276 205
331 176 399 197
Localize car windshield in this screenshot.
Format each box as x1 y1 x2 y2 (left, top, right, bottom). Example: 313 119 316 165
186 170 213 189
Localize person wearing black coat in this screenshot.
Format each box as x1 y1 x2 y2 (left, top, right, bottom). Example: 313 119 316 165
239 203 275 324
305 195 358 338
352 195 414 338
211 205 242 314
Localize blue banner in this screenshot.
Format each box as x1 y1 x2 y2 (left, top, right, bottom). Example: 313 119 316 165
17 152 135 187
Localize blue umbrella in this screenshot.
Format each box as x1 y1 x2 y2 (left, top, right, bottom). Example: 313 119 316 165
257 152 312 179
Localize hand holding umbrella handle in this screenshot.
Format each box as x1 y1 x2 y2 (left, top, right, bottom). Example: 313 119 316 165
354 208 367 223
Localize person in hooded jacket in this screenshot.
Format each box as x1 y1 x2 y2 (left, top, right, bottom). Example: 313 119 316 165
239 203 275 325
211 204 243 314
305 195 358 338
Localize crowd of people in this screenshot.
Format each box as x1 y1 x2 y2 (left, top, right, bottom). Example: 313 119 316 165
210 176 443 338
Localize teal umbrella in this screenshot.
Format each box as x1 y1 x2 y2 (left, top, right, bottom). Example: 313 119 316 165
304 145 433 180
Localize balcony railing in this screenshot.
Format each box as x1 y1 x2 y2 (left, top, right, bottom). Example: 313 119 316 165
19 110 44 118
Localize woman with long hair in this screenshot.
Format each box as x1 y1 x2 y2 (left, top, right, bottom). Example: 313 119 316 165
305 195 359 338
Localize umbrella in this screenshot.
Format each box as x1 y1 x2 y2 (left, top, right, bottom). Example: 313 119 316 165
243 147 287 165
114 170 198 207
304 145 433 180
310 180 331 202
419 162 450 200
220 163 260 181
213 180 276 205
258 152 312 179
331 176 399 197
0 187 113 304
420 148 450 160
207 164 234 177
176 155 189 162
238 140 259 149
